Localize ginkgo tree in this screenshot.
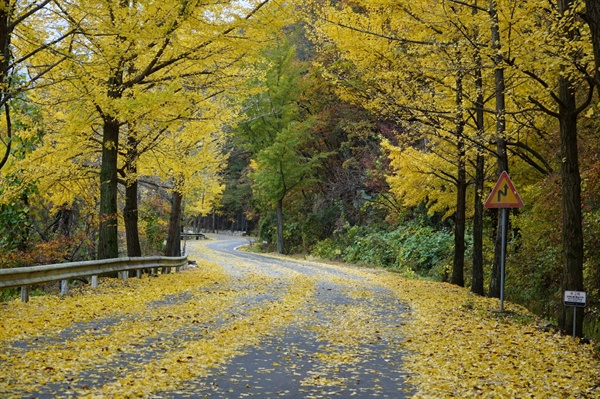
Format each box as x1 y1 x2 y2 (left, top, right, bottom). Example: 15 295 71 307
0 0 73 255
146 113 228 258
505 0 595 336
306 0 504 287
32 0 290 260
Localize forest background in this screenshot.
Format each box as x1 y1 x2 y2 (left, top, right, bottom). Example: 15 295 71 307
2 0 600 339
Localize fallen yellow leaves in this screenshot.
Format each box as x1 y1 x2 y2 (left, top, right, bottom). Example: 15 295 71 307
1 239 598 398
90 275 316 397
376 278 600 398
281 255 600 397
0 263 230 343
0 253 320 398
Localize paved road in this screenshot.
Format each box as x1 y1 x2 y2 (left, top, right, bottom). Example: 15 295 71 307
185 235 414 398
1 234 413 398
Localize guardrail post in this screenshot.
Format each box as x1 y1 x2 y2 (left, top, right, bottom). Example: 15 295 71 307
20 286 29 302
60 280 69 295
91 275 98 288
120 271 128 281
136 269 142 278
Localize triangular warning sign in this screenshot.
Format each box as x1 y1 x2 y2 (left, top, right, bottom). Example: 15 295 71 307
484 171 524 208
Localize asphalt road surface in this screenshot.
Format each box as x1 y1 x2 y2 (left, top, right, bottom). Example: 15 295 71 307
1 234 414 399
182 234 414 399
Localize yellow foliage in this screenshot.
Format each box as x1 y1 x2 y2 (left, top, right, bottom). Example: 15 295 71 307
384 140 468 219
382 277 600 398
306 0 589 222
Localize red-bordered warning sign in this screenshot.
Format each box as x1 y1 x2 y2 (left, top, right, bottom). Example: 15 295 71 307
484 171 524 208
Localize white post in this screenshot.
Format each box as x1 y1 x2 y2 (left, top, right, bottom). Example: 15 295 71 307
60 280 69 295
91 275 98 288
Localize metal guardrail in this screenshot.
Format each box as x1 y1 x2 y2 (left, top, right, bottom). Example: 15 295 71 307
0 256 188 302
180 233 206 240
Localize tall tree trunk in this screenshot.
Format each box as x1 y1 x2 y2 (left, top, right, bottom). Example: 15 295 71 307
453 173 467 287
165 189 183 259
557 77 584 336
97 0 129 261
472 50 486 295
124 179 141 257
123 133 142 257
584 0 600 317
557 0 585 336
276 198 284 254
452 71 466 287
98 114 120 260
488 0 509 298
584 1 600 87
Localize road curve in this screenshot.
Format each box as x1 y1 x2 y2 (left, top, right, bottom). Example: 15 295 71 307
177 234 414 399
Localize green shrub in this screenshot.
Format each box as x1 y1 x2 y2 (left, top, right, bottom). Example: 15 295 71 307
392 225 454 276
344 228 396 267
311 238 340 259
309 220 455 280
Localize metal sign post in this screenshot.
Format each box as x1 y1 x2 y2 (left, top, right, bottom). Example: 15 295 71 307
499 208 508 312
564 291 586 339
485 171 524 312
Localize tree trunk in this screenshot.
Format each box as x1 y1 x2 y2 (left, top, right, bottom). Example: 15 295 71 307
0 5 12 172
472 50 486 295
165 189 183 259
54 206 73 237
97 115 120 260
123 133 142 258
453 176 467 287
451 71 466 287
488 0 509 298
584 0 600 313
276 198 284 254
124 179 142 257
584 1 600 87
557 71 585 337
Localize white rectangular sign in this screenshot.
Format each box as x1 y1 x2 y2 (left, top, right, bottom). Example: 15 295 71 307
564 291 586 307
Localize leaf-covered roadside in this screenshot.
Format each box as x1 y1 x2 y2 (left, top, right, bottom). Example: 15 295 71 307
378 278 600 398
